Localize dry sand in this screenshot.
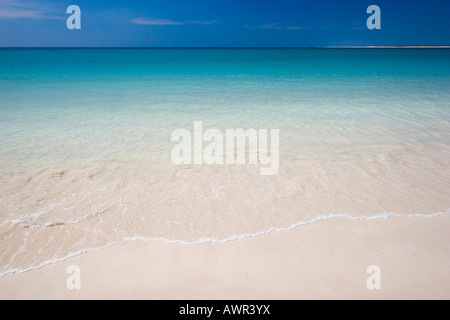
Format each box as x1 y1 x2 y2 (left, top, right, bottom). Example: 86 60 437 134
0 213 449 300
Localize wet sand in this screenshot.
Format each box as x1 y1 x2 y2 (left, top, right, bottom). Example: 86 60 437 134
1 214 449 300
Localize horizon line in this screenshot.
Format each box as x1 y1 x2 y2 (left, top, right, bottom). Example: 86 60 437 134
0 46 450 49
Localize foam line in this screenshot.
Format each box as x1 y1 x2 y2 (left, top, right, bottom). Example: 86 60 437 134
0 210 449 277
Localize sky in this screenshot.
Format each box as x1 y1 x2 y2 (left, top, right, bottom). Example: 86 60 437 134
0 0 449 47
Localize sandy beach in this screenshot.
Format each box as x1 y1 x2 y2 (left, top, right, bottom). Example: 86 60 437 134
1 213 449 300
1 49 449 300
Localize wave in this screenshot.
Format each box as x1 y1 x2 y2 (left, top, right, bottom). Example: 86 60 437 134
0 209 449 277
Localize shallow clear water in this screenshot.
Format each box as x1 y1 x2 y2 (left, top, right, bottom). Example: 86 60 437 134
0 48 449 275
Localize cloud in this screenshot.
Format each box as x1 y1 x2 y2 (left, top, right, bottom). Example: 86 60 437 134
131 17 217 26
0 0 62 19
191 20 218 25
262 23 281 30
260 22 307 30
0 8 42 19
130 18 183 26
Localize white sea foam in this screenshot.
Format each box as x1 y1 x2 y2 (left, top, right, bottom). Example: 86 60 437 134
0 209 448 277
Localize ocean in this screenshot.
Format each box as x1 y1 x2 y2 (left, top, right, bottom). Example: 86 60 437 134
0 48 449 275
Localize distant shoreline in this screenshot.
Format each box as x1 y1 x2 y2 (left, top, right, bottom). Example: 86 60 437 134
326 46 450 49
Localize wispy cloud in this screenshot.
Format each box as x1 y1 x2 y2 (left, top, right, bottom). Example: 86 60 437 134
131 17 217 26
0 8 42 19
262 23 281 30
287 26 304 30
191 20 217 25
0 0 62 19
259 22 307 30
131 18 183 26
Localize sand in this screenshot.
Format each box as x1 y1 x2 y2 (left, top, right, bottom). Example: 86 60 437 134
0 213 449 300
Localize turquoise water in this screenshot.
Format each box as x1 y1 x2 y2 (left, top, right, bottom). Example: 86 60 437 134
0 49 449 275
1 49 450 167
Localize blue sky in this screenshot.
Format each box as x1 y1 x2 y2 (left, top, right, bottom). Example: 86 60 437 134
0 0 449 47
